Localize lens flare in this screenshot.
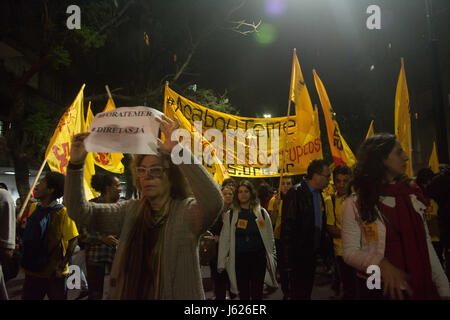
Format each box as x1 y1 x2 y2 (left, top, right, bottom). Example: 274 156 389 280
254 23 277 45
265 0 287 17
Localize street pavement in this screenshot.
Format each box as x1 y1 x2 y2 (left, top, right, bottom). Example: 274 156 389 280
6 257 335 300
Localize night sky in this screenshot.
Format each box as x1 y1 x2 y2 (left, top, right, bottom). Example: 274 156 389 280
192 0 450 151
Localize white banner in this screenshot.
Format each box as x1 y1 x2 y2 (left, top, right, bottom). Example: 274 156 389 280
84 106 163 154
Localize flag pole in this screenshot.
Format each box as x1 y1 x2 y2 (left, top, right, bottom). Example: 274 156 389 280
278 48 296 195
16 158 47 223
105 85 112 99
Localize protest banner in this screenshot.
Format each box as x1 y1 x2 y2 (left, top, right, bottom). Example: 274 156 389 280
164 85 323 178
85 106 163 155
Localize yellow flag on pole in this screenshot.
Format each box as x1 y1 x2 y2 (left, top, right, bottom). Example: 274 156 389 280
44 84 96 200
82 102 98 200
365 120 375 140
91 98 125 174
291 52 314 146
313 69 356 167
103 97 116 112
395 58 413 177
86 103 94 126
288 51 323 171
45 85 85 175
428 141 439 173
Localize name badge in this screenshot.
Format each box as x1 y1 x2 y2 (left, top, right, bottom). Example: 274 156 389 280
362 223 379 242
257 218 266 229
237 219 248 229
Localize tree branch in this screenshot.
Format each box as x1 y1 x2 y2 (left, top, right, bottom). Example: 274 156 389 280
226 0 247 20
228 19 261 35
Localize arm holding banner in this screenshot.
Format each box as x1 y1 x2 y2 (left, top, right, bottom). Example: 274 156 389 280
155 116 223 237
64 133 128 236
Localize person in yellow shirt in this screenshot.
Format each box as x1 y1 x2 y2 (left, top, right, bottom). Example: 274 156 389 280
325 165 355 300
268 176 293 299
21 172 79 300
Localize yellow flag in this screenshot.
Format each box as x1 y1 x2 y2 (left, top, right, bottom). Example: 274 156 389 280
45 85 85 175
212 159 231 185
82 102 98 200
365 120 375 140
291 51 314 145
428 141 439 173
44 85 97 200
288 51 323 171
103 97 116 112
313 69 356 167
91 98 125 174
86 103 94 126
395 58 413 177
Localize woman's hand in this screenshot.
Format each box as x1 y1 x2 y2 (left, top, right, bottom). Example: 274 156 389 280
380 258 413 300
155 115 180 154
70 133 90 165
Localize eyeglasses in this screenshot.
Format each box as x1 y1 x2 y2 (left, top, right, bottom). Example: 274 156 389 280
319 173 331 179
136 166 168 178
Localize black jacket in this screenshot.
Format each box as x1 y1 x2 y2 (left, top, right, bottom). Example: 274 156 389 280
280 179 329 273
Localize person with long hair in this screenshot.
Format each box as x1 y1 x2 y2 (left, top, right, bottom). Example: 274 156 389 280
342 133 450 300
64 116 223 299
78 173 122 299
217 180 277 300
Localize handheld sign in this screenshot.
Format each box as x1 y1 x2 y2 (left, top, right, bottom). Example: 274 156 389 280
84 106 163 154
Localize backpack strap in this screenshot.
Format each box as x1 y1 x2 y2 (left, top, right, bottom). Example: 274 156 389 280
45 204 66 256
49 204 64 214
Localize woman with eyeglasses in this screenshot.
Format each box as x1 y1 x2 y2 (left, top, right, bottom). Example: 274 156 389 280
341 133 450 300
64 115 223 299
218 180 277 300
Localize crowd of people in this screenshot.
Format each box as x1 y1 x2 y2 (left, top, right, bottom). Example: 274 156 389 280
0 121 449 300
